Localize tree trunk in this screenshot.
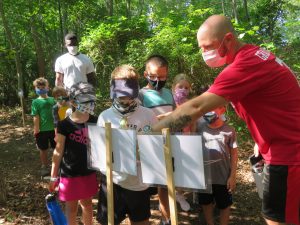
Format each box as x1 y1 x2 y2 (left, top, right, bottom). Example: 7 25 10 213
106 0 114 16
0 172 7 205
126 0 131 18
232 0 239 24
221 0 226 15
31 20 46 77
138 0 144 16
266 0 283 40
58 0 64 53
243 0 250 21
0 0 25 126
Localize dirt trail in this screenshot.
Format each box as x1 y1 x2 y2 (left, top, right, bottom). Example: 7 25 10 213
0 109 264 225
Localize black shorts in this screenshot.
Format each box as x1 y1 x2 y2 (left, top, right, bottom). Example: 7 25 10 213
148 186 158 196
198 184 232 209
97 175 151 225
35 130 56 150
262 164 300 224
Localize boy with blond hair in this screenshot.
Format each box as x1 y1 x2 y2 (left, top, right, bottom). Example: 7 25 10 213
97 65 157 225
31 77 56 176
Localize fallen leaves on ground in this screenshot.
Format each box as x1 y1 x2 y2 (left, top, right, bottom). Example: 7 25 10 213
0 109 264 225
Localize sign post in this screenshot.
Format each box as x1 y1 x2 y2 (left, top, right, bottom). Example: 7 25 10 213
162 128 178 225
105 123 114 225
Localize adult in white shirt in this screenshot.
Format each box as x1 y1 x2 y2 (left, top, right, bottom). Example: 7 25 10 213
55 33 96 89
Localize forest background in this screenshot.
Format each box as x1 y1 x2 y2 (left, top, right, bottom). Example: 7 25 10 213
0 0 299 120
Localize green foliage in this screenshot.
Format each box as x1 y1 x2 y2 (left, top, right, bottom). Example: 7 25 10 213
283 0 300 43
80 15 150 98
0 0 299 141
277 40 300 79
234 22 260 44
249 0 285 44
226 105 251 142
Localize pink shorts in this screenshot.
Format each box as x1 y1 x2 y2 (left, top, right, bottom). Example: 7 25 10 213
58 173 98 202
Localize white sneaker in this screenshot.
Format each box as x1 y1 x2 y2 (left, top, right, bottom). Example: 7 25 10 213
176 193 190 211
40 165 50 177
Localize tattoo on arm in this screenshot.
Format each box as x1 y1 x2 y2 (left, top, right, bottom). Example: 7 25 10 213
168 115 192 132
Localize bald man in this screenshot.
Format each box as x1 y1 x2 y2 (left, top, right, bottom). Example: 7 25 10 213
152 15 300 225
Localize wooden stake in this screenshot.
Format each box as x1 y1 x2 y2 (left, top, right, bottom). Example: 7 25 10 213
105 123 114 225
162 128 178 225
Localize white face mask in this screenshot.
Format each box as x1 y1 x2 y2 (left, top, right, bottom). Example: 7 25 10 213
201 37 227 68
67 46 79 55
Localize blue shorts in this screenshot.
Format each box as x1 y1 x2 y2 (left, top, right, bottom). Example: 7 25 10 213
198 184 232 209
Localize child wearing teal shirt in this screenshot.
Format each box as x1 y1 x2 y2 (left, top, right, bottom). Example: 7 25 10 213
138 55 175 225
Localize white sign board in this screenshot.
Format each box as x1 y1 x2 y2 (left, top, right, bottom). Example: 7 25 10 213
138 134 206 190
87 125 137 176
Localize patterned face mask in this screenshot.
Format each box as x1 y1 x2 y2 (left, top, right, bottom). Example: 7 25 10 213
173 88 189 105
76 102 95 115
203 111 219 124
112 98 138 115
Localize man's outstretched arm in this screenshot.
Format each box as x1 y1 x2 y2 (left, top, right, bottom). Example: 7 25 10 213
152 92 228 132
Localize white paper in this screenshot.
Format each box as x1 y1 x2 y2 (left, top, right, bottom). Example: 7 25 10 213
138 134 206 190
138 135 167 185
87 125 137 176
172 135 205 189
87 125 104 171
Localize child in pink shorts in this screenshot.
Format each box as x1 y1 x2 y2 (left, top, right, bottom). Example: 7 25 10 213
49 82 98 225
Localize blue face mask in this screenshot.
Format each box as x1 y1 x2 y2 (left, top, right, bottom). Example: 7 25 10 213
203 111 219 124
36 88 48 95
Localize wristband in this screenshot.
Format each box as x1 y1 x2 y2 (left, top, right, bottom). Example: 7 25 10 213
50 177 59 182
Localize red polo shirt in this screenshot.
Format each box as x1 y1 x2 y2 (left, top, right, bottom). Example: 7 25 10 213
209 44 300 165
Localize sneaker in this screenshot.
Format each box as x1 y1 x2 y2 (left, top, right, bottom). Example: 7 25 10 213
40 165 50 177
176 193 190 211
192 192 199 204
